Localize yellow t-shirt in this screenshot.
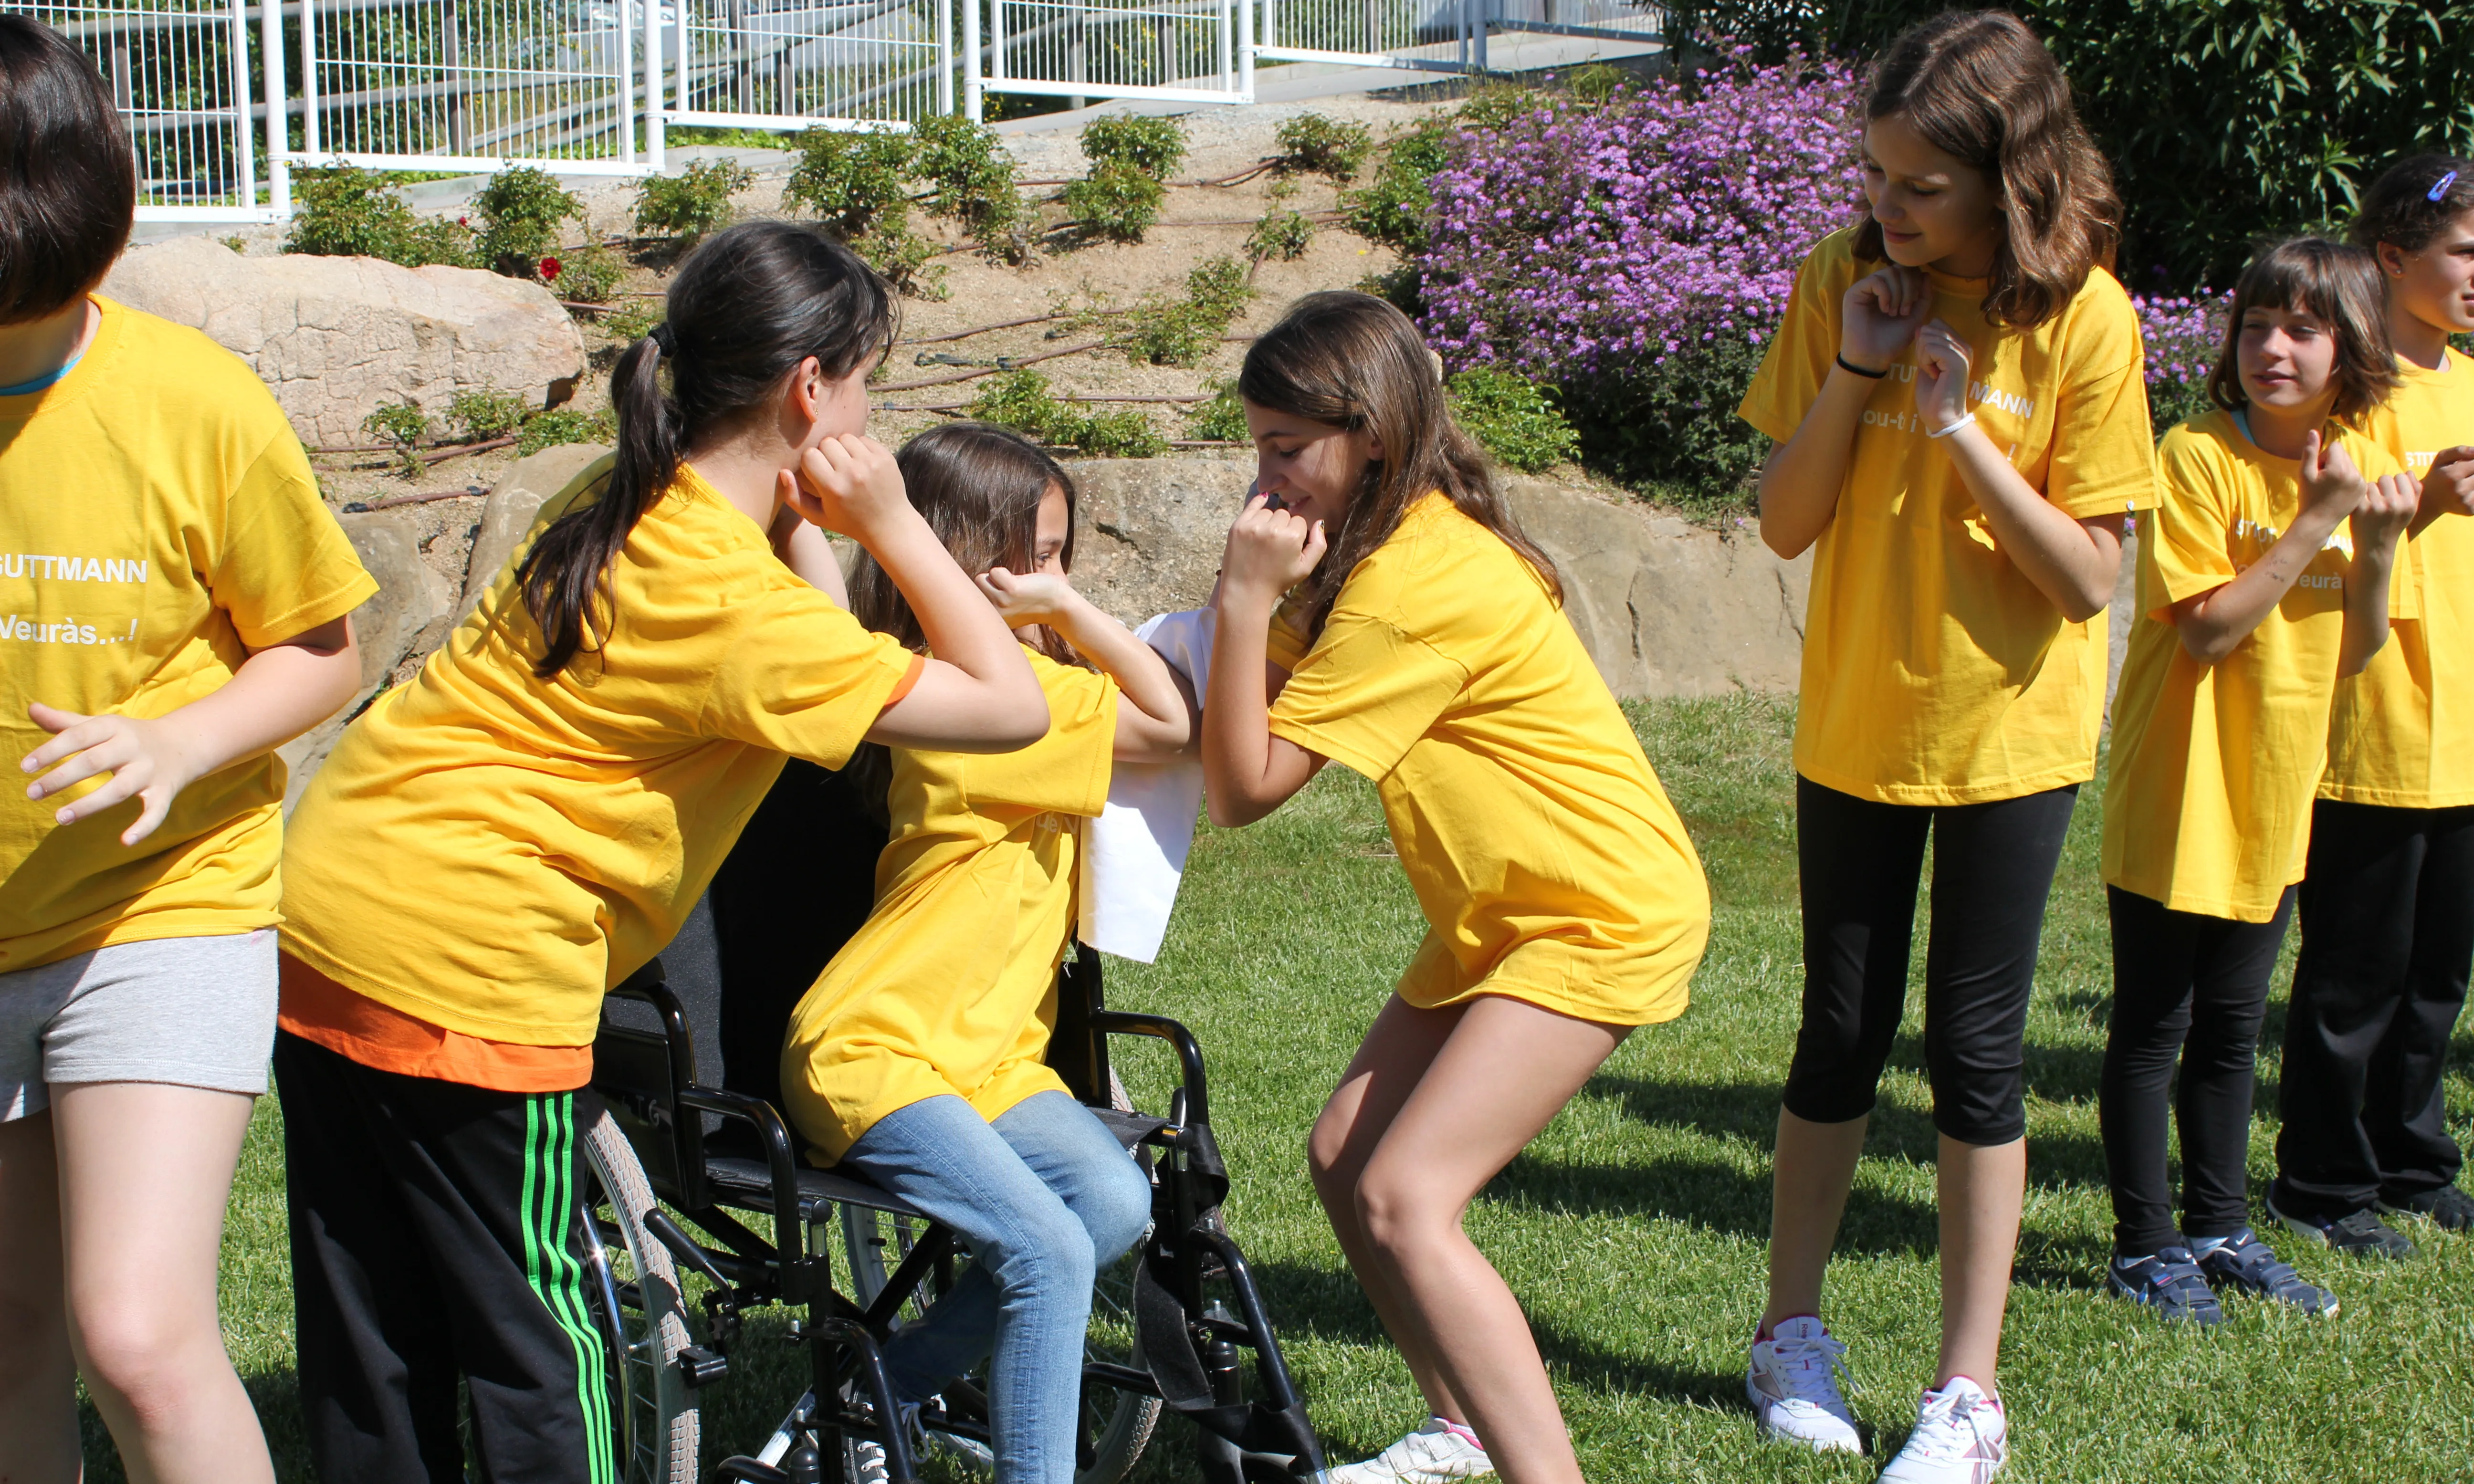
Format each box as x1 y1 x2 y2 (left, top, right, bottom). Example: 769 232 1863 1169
1738 227 2160 805
783 651 1116 1162
2102 414 2409 921
0 295 376 971
281 459 919 1048
2323 353 2474 807
1266 493 1709 1025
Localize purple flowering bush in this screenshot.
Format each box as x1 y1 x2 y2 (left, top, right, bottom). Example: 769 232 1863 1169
1418 51 1867 496
2134 291 2231 434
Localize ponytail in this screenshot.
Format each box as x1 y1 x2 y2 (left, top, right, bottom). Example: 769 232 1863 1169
516 221 897 678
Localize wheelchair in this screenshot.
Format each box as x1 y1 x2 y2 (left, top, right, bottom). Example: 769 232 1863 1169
569 767 1332 1484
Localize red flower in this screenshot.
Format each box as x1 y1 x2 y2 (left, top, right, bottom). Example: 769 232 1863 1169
457 215 468 226
540 256 562 281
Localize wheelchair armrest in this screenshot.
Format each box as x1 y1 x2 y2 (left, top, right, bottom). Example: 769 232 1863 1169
676 1085 810 1275
1090 1010 1210 1127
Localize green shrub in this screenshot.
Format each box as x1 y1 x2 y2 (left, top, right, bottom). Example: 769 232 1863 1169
599 301 663 343
1184 379 1250 442
1452 83 1549 131
913 114 1028 261
1666 0 2474 289
1079 115 1188 180
1553 335 1772 502
284 166 472 267
545 242 624 304
967 370 1167 456
1564 63 1630 106
361 399 431 475
1444 367 1579 473
515 407 617 456
472 167 584 277
634 159 754 245
856 220 946 299
1274 113 1374 182
1342 117 1454 254
447 388 531 442
1076 408 1169 458
1062 165 1165 242
1246 209 1315 262
1112 255 1255 366
782 127 918 237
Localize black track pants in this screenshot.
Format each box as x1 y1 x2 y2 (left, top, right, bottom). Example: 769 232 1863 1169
2273 799 2474 1218
275 1032 616 1484
2099 886 2293 1254
1781 775 2080 1147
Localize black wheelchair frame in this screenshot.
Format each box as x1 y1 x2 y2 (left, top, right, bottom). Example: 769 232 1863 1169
590 943 1333 1484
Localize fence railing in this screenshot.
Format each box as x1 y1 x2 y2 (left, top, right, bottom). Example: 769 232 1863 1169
0 0 1663 219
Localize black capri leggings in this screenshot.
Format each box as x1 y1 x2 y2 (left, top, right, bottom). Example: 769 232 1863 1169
1781 775 2080 1146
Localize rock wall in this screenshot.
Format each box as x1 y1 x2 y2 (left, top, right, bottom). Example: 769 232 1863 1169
101 237 585 448
277 508 456 809
1066 459 1811 697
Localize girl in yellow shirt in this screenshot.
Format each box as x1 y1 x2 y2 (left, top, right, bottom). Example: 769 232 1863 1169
2271 156 2474 1252
1206 292 1711 1484
781 422 1192 1484
272 226 1049 1484
0 24 374 1482
2098 238 2416 1324
1733 14 2157 1477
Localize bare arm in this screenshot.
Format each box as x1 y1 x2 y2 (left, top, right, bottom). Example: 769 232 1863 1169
22 615 361 846
770 508 850 607
777 436 1047 752
1914 320 2122 621
2338 471 2420 677
979 570 1192 762
1757 265 1934 559
1202 497 1329 826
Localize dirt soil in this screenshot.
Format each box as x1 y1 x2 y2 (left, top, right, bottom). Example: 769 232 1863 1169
258 91 1480 596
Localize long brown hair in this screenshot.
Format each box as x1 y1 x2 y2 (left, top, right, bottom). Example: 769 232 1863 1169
2204 238 2398 425
848 421 1080 667
515 221 896 678
1237 292 1559 641
1852 10 2120 330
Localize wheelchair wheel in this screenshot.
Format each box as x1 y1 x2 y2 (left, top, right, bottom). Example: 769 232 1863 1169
580 1102 702 1484
838 1079 1162 1484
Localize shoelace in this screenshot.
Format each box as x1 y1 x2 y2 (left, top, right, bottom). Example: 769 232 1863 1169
1771 1328 1853 1405
1905 1388 1986 1459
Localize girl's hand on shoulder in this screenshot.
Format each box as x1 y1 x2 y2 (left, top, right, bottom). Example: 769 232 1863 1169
1220 493 1327 606
2353 470 2421 552
20 703 204 847
1841 264 1931 373
1912 319 1975 434
977 567 1076 627
2296 431 2371 528
782 433 910 542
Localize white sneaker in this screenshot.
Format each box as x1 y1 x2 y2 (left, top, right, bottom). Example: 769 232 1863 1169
1746 1316 1862 1453
1876 1376 2007 1484
846 1399 923 1484
1329 1416 1495 1484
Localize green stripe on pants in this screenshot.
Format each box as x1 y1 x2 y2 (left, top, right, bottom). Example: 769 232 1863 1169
524 1093 617 1484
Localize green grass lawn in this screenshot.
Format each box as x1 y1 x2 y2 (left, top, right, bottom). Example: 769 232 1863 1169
100 696 2474 1482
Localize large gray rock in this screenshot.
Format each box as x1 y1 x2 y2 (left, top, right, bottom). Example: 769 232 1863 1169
1066 459 1810 698
277 509 454 810
102 236 585 448
458 441 613 620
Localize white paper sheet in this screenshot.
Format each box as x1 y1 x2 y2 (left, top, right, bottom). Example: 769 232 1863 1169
1076 609 1215 962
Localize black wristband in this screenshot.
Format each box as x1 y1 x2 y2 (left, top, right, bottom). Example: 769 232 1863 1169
1835 353 1888 379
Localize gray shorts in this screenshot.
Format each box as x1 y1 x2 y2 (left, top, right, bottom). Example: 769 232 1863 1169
0 929 278 1121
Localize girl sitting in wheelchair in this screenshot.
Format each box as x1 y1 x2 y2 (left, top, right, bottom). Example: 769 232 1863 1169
781 423 1195 1484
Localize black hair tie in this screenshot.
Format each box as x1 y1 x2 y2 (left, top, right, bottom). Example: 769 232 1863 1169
649 323 678 356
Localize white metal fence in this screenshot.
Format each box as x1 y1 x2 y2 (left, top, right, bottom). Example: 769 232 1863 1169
1 0 1663 219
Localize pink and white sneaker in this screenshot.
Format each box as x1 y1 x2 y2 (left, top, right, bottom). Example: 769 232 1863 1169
1745 1316 1862 1453
1876 1376 2006 1484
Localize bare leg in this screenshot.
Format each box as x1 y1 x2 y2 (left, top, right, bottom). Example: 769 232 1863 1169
52 1082 274 1484
1759 1109 1869 1331
1309 996 1468 1421
0 1109 79 1483
1933 1135 2024 1389
1323 994 1628 1484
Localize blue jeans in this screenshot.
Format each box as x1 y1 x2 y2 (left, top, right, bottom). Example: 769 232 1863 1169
841 1090 1153 1484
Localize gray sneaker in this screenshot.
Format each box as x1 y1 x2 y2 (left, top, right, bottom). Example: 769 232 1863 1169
2267 1191 2418 1259
2378 1185 2474 1232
